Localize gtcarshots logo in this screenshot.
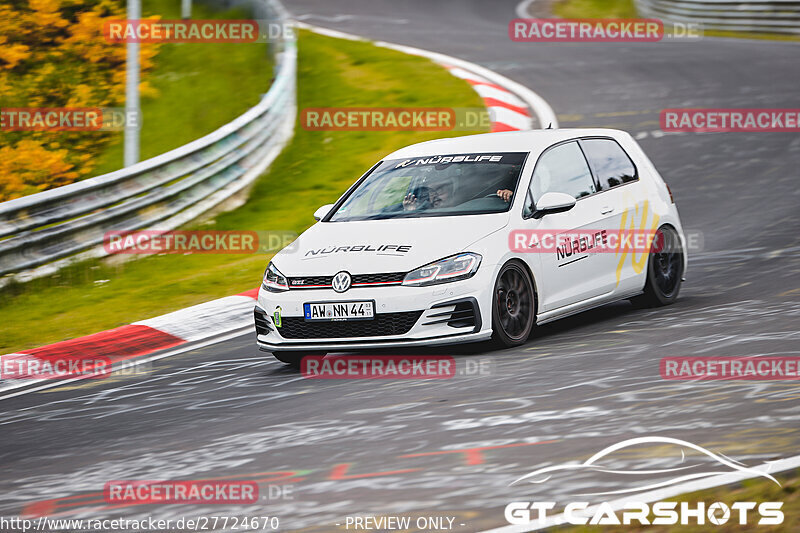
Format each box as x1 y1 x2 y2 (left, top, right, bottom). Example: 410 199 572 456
504 436 784 526
505 500 783 526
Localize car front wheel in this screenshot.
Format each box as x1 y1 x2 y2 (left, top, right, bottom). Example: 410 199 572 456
491 261 536 347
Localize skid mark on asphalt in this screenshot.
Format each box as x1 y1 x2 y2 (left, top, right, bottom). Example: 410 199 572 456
2 297 798 529
11 439 560 526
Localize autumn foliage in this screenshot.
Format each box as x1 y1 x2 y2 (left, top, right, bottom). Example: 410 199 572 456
0 0 159 201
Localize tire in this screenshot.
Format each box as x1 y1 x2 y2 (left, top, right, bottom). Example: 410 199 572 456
271 351 326 368
632 225 684 308
491 261 536 347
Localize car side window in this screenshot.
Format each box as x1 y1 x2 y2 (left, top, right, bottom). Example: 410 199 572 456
580 138 637 190
528 141 596 203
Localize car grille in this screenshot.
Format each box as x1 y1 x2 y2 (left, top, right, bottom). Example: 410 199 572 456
353 272 405 285
287 272 405 289
288 276 332 288
278 311 422 339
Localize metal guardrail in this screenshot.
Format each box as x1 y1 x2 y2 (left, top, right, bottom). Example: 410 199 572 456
0 0 296 281
636 0 800 34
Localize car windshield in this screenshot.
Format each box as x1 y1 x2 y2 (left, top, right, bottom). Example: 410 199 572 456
328 152 528 221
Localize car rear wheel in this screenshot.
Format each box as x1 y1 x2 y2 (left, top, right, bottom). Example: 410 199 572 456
271 351 326 368
632 225 684 307
491 261 535 347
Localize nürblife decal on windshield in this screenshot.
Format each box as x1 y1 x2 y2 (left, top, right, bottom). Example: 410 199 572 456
392 152 527 168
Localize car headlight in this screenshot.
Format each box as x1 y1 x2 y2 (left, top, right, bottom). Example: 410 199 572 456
402 253 482 287
262 262 289 292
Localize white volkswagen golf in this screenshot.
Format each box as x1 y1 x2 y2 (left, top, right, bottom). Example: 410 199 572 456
255 129 687 365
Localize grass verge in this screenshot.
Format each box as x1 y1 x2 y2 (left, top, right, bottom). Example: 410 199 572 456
0 30 487 354
552 0 638 18
91 0 272 175
551 0 800 41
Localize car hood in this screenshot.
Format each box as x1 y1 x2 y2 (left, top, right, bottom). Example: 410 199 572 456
272 213 509 275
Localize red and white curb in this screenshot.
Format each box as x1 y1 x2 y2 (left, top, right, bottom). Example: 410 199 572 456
0 288 259 395
135 287 258 343
1 26 557 396
440 66 533 132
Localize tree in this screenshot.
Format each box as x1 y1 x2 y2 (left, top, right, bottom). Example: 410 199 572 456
0 0 159 201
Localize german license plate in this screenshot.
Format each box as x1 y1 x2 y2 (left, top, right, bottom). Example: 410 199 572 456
304 301 375 321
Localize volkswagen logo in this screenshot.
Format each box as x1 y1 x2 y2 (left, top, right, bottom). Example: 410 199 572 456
331 271 352 293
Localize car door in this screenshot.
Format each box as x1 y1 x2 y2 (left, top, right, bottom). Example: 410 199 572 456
578 137 647 296
523 140 616 312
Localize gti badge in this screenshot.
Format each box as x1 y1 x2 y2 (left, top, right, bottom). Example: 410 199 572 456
332 271 352 293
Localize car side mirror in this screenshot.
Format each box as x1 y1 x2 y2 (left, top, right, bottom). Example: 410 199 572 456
532 192 576 219
313 204 334 221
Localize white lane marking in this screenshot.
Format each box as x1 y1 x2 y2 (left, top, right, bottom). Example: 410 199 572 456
448 67 490 84
0 327 253 401
479 454 800 532
301 25 364 41
295 14 353 22
631 130 703 141
295 14 409 25
515 0 538 18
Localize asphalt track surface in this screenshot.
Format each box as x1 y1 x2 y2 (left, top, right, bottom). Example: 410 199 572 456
3 0 800 531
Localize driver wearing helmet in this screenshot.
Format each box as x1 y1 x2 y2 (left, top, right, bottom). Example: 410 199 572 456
402 172 516 211
403 175 456 211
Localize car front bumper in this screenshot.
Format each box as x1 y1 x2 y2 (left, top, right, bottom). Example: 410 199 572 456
254 266 496 352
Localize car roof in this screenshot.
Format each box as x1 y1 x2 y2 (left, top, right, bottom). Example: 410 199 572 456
384 128 633 160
